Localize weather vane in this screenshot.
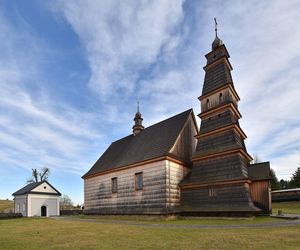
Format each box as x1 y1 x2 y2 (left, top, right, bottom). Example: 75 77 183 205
214 17 218 37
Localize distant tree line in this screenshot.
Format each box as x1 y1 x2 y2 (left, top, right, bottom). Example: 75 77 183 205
271 167 300 190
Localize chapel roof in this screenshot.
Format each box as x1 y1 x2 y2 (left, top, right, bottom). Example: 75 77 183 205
12 180 61 196
247 162 272 181
83 109 195 178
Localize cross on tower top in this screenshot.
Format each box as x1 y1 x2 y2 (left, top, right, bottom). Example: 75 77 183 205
212 17 223 50
214 17 218 37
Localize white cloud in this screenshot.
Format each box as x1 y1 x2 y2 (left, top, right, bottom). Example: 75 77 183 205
0 10 104 177
53 0 185 98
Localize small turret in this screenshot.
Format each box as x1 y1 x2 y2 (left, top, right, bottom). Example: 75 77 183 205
132 102 144 136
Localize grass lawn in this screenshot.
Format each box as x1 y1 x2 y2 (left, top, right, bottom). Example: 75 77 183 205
0 199 14 213
72 214 282 225
272 201 300 214
1 217 300 249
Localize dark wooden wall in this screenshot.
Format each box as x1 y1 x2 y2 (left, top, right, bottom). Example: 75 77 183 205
250 180 271 214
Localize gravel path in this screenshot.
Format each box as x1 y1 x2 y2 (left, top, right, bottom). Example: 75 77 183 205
52 216 300 229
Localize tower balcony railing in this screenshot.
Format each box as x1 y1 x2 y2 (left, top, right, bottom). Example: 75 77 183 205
201 92 238 113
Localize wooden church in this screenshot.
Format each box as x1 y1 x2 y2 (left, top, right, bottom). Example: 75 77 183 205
82 22 272 216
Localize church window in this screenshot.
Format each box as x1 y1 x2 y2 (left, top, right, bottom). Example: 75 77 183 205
206 99 210 109
111 177 118 193
17 204 20 212
22 203 26 211
219 93 222 103
135 172 143 191
209 187 216 197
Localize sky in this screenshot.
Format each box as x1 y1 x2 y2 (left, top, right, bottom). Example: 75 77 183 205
0 0 300 204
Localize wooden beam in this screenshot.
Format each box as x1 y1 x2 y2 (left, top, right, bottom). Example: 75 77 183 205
199 83 240 102
195 124 247 140
181 178 251 189
192 148 253 162
203 56 233 71
199 102 242 119
83 156 188 179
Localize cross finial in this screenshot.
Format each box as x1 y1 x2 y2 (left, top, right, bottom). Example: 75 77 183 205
214 17 218 37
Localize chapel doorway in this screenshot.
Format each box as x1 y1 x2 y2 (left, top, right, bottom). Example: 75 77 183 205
41 206 47 217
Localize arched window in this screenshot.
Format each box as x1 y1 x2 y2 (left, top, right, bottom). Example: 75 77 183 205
206 99 209 109
219 93 222 103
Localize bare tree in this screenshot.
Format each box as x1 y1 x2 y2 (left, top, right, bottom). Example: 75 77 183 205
27 167 50 183
60 194 74 210
251 154 262 164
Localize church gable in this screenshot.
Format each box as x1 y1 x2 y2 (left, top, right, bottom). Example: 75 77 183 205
31 181 60 194
13 181 61 196
169 111 198 162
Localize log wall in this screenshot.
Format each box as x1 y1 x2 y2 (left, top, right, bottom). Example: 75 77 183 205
84 160 168 214
165 160 189 212
84 159 190 214
181 183 254 212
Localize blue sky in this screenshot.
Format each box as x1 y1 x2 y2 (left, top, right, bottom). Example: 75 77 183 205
0 0 300 204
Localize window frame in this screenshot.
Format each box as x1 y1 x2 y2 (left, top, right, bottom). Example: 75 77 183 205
209 187 217 197
219 93 223 103
111 177 118 194
135 172 143 191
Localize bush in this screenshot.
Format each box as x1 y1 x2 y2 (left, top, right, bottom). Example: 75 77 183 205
0 213 23 219
60 210 83 216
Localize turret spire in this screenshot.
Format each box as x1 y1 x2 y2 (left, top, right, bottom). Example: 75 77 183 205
132 101 144 136
212 17 223 50
214 17 218 38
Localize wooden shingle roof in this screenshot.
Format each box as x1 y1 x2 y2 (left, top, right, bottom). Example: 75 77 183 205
248 162 272 181
83 109 194 178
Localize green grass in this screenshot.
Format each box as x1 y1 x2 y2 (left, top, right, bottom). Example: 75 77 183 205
272 201 300 214
72 214 282 225
0 199 14 213
0 218 300 249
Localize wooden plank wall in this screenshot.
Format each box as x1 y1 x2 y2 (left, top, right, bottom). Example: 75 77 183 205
84 160 168 214
84 159 190 214
170 117 197 162
165 160 189 212
250 180 271 214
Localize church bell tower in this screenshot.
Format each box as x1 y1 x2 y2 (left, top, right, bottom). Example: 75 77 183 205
180 19 259 215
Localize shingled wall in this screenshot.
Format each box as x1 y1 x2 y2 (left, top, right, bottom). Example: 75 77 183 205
181 183 255 212
84 160 189 215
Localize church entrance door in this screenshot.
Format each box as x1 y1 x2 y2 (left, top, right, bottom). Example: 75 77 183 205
41 206 47 217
